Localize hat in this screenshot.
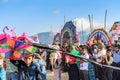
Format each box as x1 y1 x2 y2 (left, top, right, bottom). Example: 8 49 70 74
53 45 60 50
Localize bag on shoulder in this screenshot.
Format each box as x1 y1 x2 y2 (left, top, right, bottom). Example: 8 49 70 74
53 53 63 69
53 58 63 69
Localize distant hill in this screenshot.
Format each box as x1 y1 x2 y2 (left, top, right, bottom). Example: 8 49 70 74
37 32 54 44
37 31 88 44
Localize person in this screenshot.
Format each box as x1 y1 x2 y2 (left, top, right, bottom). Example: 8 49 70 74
39 48 47 62
34 53 47 80
87 46 96 80
49 50 54 72
112 45 120 80
101 48 113 80
92 44 99 79
6 60 18 80
38 48 47 80
0 55 6 80
52 45 62 80
66 45 80 80
10 54 42 80
79 47 89 80
94 43 106 80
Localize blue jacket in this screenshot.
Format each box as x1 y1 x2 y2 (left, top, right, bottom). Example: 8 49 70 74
10 60 42 80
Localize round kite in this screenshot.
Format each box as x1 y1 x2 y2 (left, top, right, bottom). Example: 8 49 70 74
87 28 112 45
110 21 120 42
61 21 80 47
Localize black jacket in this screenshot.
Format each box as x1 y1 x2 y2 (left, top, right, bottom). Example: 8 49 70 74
10 60 42 80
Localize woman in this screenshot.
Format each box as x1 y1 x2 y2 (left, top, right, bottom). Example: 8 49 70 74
102 49 113 80
66 45 80 80
52 46 62 80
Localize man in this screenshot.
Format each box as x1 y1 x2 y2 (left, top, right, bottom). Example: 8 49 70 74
112 45 120 80
10 54 42 80
95 43 106 80
79 47 89 80
37 49 47 80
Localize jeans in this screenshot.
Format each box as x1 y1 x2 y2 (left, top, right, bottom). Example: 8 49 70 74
6 72 18 80
41 66 47 80
41 73 47 80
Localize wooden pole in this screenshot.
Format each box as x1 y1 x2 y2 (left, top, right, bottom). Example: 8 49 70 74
64 16 66 25
88 15 92 33
91 15 93 31
49 26 52 44
104 10 107 30
81 20 84 44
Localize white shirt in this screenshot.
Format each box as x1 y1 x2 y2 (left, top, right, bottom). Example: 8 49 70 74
80 53 89 70
53 51 61 59
113 50 120 63
94 49 106 62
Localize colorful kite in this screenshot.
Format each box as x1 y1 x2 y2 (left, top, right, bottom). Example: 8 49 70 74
87 28 112 45
0 27 37 59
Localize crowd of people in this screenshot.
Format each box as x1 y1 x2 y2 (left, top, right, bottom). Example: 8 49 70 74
49 42 120 80
0 42 120 80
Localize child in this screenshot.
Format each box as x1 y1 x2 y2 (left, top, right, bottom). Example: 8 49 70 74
10 54 42 80
0 55 6 80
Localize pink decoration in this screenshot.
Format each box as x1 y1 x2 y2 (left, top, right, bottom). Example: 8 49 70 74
17 32 34 42
116 26 120 30
11 27 16 38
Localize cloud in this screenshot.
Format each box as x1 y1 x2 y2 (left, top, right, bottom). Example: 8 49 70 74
2 0 9 3
72 18 106 33
51 26 62 34
52 18 112 35
53 10 60 14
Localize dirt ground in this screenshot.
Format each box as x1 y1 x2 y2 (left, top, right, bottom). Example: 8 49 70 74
47 70 69 80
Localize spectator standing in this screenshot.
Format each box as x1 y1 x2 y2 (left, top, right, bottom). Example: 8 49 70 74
79 47 89 80
66 45 80 80
112 45 120 80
